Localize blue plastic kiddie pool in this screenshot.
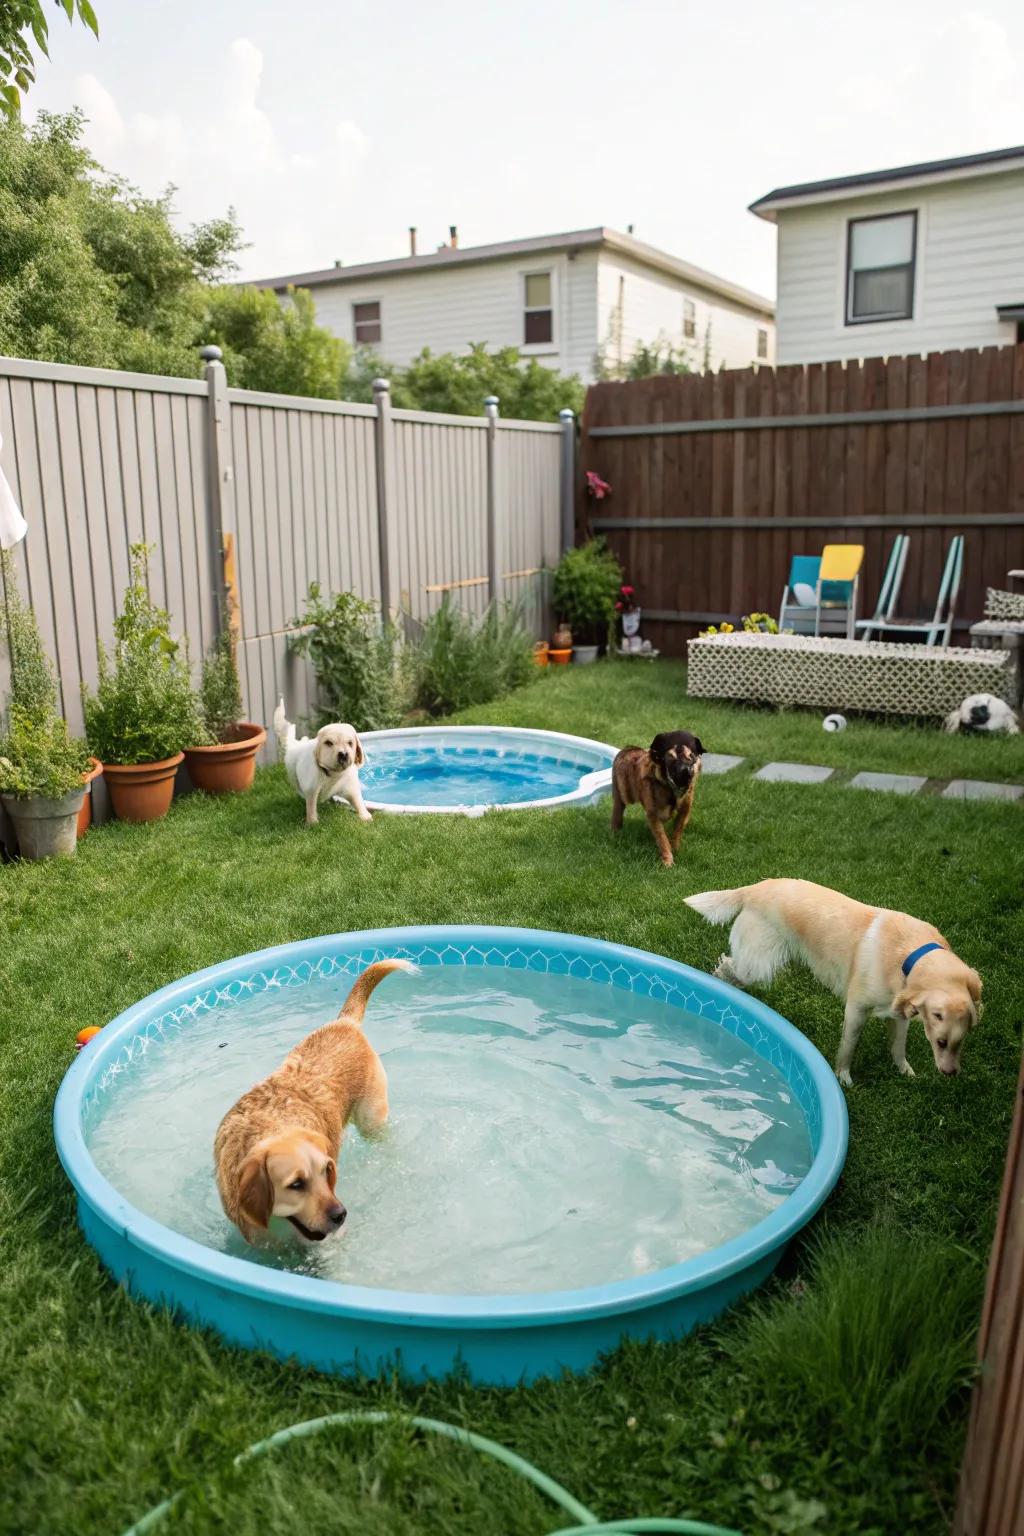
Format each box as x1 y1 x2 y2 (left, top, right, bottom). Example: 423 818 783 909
54 926 847 1385
356 726 616 814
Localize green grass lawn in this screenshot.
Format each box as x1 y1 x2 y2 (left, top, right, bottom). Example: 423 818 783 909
2 661 1022 1536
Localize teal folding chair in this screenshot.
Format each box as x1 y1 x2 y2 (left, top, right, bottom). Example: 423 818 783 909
855 535 911 642
859 535 963 647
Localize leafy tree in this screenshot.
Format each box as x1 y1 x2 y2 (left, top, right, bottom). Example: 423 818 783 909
200 285 349 400
0 0 97 120
389 343 584 421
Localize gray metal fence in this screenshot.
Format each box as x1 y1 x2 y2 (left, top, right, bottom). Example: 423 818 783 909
0 352 572 759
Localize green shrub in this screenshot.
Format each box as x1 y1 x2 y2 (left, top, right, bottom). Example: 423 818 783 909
289 584 403 732
82 545 209 764
551 538 623 646
0 549 89 798
727 1224 981 1454
408 596 535 716
200 624 243 741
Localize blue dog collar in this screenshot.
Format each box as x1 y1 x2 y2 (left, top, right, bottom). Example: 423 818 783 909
902 941 945 978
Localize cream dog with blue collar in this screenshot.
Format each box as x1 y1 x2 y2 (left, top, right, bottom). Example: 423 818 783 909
684 878 982 1086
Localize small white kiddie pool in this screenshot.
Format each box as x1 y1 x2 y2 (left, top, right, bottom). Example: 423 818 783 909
354 726 617 816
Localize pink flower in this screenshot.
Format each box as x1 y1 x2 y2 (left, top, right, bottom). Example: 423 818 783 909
585 470 612 500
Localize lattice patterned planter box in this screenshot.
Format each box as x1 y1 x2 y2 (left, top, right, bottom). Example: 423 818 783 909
687 632 1015 719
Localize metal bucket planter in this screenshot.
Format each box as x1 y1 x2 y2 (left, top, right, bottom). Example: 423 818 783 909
2 787 86 860
572 645 599 665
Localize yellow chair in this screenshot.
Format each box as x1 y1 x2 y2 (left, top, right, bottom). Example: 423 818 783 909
815 544 863 639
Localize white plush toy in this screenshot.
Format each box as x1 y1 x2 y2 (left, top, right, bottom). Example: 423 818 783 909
943 693 1020 735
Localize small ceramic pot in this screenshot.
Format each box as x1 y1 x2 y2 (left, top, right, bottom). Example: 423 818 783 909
183 723 267 794
102 753 184 823
572 645 599 665
77 758 103 839
548 648 572 666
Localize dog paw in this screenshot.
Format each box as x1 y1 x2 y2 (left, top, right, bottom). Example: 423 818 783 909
660 855 674 868
836 1068 854 1088
359 812 373 823
896 1060 916 1078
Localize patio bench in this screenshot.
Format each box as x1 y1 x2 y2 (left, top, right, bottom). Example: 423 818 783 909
686 631 1014 719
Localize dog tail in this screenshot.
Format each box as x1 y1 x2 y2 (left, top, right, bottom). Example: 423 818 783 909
684 887 747 925
337 958 417 1027
273 696 295 755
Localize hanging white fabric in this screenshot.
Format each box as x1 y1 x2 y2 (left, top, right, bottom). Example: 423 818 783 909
0 432 27 549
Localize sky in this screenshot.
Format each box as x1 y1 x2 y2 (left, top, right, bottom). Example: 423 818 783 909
25 0 1024 298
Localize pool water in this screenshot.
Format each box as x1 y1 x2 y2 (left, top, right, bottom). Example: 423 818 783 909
360 745 593 808
85 967 812 1296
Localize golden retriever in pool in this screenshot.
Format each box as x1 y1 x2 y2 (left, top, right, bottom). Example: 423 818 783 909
684 878 982 1086
214 958 413 1244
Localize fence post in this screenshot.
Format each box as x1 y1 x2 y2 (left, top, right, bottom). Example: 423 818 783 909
200 344 241 650
559 407 576 553
484 395 500 606
372 378 398 617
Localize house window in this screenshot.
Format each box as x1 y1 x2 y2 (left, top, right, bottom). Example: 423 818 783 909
524 272 553 345
846 212 917 324
353 301 381 345
683 298 696 340
757 327 768 359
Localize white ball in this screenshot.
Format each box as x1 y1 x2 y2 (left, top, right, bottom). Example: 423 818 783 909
823 714 847 732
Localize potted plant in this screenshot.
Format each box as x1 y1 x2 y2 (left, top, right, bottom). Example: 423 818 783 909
0 553 90 858
82 545 209 823
183 624 266 793
615 582 642 651
551 539 623 664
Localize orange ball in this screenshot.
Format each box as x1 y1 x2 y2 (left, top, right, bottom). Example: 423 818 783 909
75 1026 103 1049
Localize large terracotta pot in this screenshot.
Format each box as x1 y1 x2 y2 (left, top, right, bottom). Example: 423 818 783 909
183 723 267 794
102 753 184 823
77 758 103 839
1 787 86 860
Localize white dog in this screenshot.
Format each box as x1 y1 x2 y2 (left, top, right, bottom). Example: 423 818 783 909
273 699 372 828
943 693 1019 735
685 878 982 1087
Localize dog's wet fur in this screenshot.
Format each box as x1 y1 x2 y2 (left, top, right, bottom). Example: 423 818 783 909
612 730 705 866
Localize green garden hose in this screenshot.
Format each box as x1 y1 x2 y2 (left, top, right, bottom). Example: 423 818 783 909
122 1409 741 1536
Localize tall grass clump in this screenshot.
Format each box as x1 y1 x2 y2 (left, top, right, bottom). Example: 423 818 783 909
290 585 404 732
408 596 535 716
726 1224 981 1454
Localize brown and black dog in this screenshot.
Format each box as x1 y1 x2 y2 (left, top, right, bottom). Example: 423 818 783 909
611 730 705 867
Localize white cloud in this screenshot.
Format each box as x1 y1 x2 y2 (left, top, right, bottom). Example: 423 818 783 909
62 37 371 277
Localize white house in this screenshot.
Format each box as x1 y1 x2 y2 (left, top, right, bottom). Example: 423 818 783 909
251 226 775 384
751 145 1024 365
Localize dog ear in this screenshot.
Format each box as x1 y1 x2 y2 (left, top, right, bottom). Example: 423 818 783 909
353 734 365 767
965 968 983 1025
648 733 667 760
325 1157 337 1192
238 1152 273 1229
691 736 705 757
892 988 923 1020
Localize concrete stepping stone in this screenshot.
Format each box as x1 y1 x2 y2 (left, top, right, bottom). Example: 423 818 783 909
847 771 926 796
942 779 1023 802
701 753 745 776
754 761 834 784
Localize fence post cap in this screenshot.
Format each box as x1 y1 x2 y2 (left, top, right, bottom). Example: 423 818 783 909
371 377 391 394
559 408 575 422
199 344 223 362
484 395 499 406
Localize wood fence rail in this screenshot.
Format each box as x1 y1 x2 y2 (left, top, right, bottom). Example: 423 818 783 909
578 347 1024 654
955 1049 1024 1536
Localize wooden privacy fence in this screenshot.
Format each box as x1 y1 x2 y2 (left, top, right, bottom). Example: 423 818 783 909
955 1048 1024 1536
0 353 573 754
579 346 1024 656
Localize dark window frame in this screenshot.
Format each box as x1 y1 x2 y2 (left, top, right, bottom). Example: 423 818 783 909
523 270 554 348
845 210 918 326
353 300 382 345
757 327 769 359
683 298 697 340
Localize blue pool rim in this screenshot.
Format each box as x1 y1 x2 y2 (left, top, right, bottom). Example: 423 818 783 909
356 726 617 814
54 926 848 1384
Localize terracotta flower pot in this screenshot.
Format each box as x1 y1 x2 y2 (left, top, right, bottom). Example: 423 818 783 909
553 624 572 650
532 642 549 667
1 787 86 860
183 723 267 794
548 648 572 665
77 758 103 839
102 753 184 823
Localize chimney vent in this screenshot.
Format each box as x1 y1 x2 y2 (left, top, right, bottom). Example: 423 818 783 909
449 224 458 249
334 258 343 268
409 226 417 256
